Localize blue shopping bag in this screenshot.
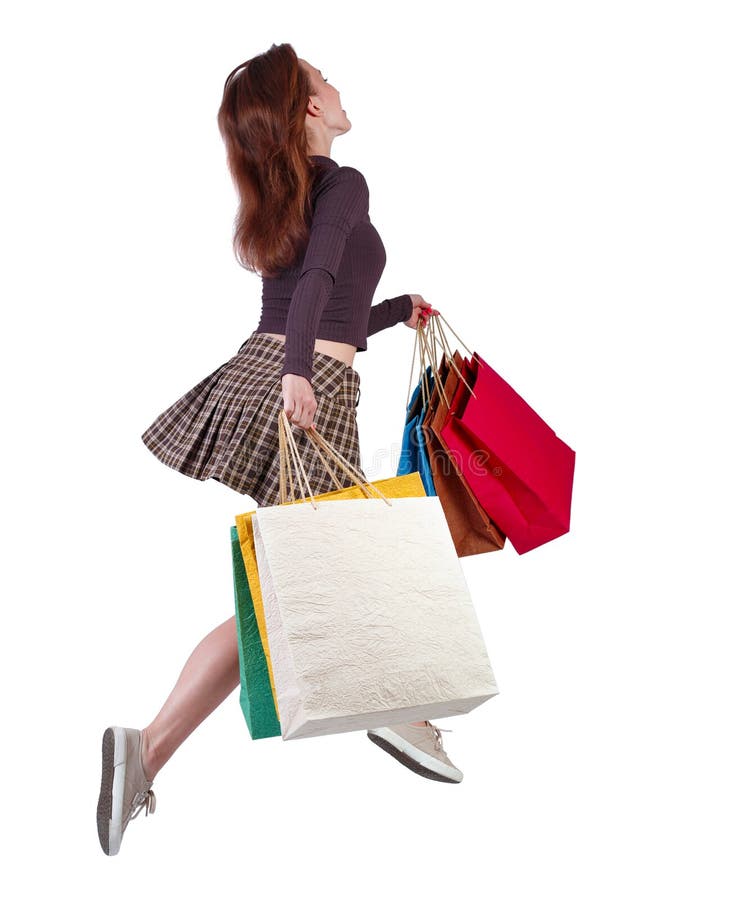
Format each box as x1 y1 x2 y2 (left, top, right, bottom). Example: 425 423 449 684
396 365 437 496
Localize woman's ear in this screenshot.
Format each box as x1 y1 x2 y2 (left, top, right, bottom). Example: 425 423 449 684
306 94 323 117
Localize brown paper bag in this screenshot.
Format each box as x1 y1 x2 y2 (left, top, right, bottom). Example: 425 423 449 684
422 349 506 556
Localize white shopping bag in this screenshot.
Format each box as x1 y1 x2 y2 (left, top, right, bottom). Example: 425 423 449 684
252 494 498 740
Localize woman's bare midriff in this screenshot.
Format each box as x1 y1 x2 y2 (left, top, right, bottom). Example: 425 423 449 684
258 332 356 369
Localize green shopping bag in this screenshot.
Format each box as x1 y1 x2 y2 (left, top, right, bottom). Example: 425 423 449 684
230 525 281 740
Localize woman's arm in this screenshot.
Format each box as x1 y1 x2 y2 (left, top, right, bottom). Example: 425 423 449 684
366 293 414 337
280 166 369 383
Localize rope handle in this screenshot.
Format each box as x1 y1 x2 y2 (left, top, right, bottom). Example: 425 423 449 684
278 411 319 507
405 309 479 410
277 410 393 508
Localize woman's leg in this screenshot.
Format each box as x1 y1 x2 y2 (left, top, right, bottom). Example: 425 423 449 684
140 614 240 780
138 607 427 782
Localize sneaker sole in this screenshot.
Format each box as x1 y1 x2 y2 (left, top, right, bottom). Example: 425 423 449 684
96 726 128 856
367 730 463 783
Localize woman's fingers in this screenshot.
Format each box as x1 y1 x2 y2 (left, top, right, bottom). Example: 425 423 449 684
281 373 318 429
294 402 307 429
295 401 317 430
293 404 310 429
402 295 440 329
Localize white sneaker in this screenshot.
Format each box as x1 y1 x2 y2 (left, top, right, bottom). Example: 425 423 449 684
367 721 463 783
96 726 156 856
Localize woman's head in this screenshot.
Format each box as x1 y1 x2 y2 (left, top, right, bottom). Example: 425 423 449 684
297 57 351 151
217 42 350 277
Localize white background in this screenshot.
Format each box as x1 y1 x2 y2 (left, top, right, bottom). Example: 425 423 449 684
2 1 727 896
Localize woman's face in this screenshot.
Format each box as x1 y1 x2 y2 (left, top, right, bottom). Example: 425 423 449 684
300 58 351 136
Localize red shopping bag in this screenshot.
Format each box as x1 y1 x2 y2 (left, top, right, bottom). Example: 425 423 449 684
439 352 576 554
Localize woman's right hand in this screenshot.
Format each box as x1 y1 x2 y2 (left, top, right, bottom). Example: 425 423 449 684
281 373 318 430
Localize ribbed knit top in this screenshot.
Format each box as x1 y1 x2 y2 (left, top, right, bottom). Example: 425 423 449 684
254 154 413 382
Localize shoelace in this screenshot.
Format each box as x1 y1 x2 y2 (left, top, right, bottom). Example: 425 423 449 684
129 788 157 820
424 720 453 753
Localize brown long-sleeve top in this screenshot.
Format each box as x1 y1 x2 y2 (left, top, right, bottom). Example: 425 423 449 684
254 154 414 382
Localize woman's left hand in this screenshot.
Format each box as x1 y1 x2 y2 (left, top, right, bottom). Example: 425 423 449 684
403 293 439 329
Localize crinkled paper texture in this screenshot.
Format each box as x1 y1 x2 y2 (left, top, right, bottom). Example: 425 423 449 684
235 472 428 719
253 496 498 740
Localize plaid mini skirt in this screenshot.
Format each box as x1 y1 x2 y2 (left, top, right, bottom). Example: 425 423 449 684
141 330 363 508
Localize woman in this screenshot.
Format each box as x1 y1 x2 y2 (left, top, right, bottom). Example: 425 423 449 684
96 42 463 858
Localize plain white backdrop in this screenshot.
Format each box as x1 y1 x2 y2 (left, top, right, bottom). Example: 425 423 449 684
2 1 727 896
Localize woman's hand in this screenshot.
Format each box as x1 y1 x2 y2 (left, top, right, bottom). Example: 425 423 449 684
281 373 318 430
403 294 440 329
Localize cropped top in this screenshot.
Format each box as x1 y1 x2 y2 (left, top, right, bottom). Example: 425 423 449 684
254 154 413 382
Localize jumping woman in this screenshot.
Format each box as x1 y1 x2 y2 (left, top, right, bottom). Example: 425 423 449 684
96 41 462 858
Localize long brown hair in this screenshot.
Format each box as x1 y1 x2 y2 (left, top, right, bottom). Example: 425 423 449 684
217 43 319 278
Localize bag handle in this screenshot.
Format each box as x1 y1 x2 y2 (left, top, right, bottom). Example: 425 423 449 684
306 428 393 505
405 311 479 410
281 415 349 498
404 317 421 410
277 410 393 508
405 314 442 411
431 309 476 361
430 312 482 400
278 411 319 507
419 318 449 409
279 412 351 508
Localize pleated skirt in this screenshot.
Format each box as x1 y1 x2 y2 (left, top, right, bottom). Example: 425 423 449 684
141 330 363 508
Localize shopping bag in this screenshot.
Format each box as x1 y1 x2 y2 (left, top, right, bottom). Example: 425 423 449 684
234 513 281 719
396 367 437 496
234 471 428 726
408 317 506 556
229 525 281 739
253 412 498 740
440 346 576 554
423 347 506 556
